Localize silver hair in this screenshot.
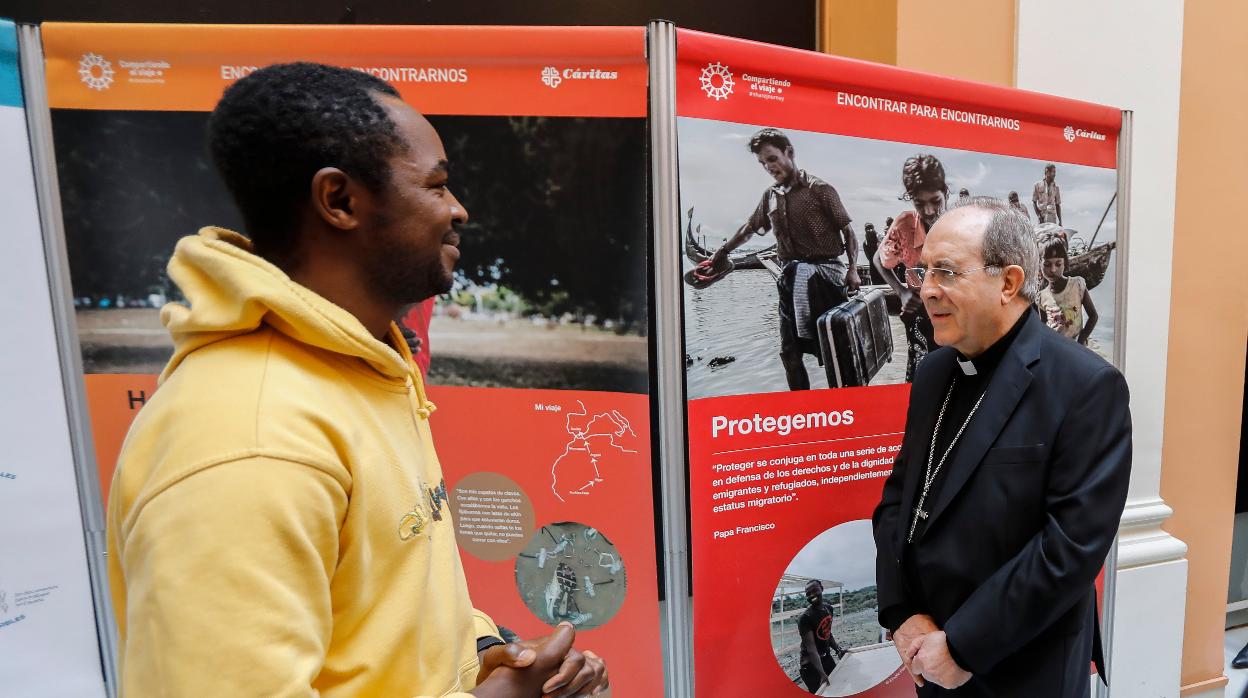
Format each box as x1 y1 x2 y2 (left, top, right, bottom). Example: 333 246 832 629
949 196 1041 302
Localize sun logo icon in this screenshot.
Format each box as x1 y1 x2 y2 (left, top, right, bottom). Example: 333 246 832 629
78 53 115 91
1063 125 1076 143
699 62 734 101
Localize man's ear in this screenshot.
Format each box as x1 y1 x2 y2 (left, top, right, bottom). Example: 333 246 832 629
310 167 364 231
1000 265 1026 303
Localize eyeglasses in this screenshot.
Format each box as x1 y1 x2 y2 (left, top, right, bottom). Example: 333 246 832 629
905 265 998 288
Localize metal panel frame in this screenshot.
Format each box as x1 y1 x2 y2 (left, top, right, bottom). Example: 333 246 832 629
647 19 694 698
17 24 119 698
1095 109 1132 698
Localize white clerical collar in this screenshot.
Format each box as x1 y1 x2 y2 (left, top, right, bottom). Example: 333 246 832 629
957 357 978 376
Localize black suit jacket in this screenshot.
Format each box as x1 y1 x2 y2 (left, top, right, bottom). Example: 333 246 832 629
873 311 1132 697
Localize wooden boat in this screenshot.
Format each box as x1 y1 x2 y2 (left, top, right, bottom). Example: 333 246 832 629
1068 241 1115 290
683 208 774 270
1036 224 1115 291
684 208 899 310
1038 192 1117 290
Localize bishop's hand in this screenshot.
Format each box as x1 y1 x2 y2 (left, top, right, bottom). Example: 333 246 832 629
893 614 939 687
911 630 972 690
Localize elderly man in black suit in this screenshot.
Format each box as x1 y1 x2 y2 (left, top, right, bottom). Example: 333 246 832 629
872 197 1131 697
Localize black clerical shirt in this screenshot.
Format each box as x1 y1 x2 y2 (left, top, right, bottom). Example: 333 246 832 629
883 310 1030 633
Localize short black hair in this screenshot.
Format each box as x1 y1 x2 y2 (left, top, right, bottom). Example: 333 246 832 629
805 579 823 591
1038 230 1068 261
208 62 404 261
748 128 792 155
900 154 948 200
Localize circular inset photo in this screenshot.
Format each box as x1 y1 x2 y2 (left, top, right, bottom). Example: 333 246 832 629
770 519 901 696
515 522 627 631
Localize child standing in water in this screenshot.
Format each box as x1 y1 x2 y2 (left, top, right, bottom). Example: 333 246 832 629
1036 233 1098 345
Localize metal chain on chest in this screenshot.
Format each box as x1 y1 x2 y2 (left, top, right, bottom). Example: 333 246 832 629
907 378 988 542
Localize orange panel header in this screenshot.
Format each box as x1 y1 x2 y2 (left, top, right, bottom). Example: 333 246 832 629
42 23 647 117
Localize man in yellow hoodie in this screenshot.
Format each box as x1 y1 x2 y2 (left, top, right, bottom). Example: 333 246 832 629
107 62 608 697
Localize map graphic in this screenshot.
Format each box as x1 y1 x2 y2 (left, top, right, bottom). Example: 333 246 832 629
551 401 639 502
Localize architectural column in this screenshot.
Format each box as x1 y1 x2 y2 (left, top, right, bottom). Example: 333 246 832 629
1017 1 1189 696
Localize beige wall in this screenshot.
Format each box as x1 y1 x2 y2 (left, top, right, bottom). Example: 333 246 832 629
1162 0 1248 693
818 1 896 64
821 0 1014 86
894 0 1015 86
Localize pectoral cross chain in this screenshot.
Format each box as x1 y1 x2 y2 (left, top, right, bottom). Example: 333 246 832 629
907 379 988 543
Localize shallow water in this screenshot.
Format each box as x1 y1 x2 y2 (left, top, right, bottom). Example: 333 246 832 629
683 258 1118 401
684 270 908 400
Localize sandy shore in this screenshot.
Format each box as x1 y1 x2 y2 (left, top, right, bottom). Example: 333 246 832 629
427 316 646 365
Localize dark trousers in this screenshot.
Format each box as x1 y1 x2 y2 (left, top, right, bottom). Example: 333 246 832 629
864 243 888 285
799 653 836 693
901 306 935 383
777 262 848 390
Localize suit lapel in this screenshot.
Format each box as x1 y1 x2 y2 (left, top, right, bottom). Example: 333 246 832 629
918 314 1042 539
899 347 956 540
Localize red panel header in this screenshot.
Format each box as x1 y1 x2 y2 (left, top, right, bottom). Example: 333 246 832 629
42 23 647 117
676 29 1119 168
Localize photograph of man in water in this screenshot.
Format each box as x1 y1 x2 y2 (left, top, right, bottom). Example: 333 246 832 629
1033 163 1063 225
695 128 861 391
679 121 1119 400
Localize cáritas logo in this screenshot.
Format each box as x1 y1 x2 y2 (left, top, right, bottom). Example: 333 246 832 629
541 67 618 89
541 67 562 89
78 53 115 91
1064 125 1107 143
700 62 735 101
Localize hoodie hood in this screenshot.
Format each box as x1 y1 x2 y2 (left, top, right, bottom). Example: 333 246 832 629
159 227 412 383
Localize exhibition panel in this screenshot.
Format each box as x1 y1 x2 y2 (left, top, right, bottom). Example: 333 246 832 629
0 19 108 698
36 22 662 697
668 28 1122 697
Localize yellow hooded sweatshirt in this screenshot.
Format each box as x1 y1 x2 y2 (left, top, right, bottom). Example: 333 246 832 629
107 228 497 697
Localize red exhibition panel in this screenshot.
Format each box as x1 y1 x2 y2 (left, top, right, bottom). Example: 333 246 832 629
676 29 1118 168
47 22 659 697
44 23 647 117
676 28 1121 697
